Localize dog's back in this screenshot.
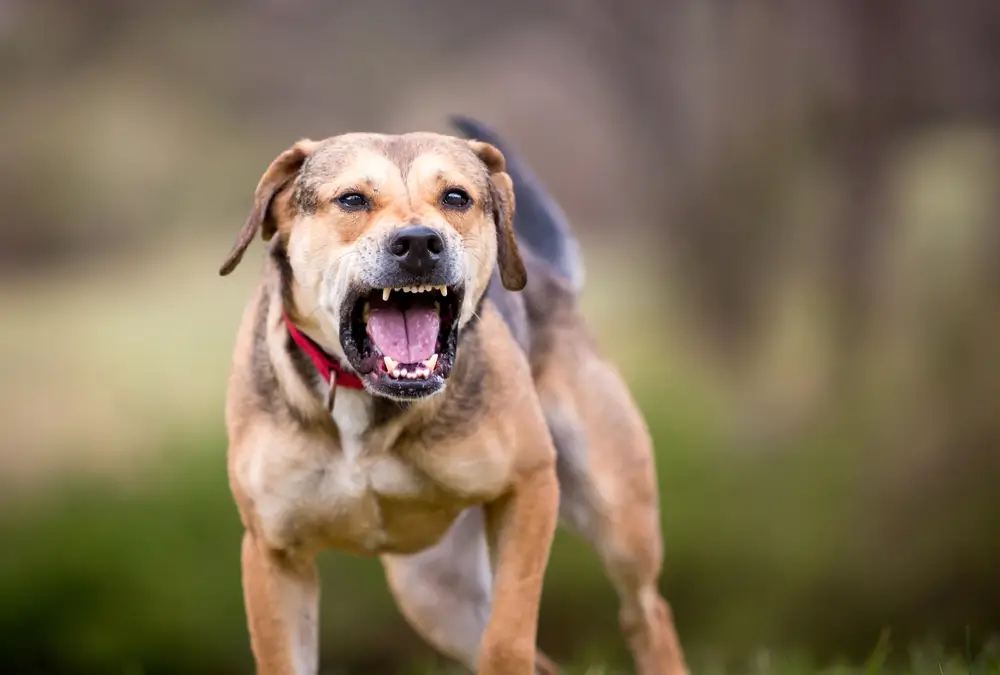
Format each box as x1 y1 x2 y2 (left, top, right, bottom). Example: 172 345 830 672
452 117 593 375
451 116 585 294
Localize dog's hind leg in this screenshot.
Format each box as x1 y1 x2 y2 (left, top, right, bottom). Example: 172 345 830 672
539 361 689 675
380 507 560 675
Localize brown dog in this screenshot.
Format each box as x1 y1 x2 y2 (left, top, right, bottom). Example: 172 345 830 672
219 116 688 675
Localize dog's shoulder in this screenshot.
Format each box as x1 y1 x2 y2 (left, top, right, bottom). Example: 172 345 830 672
225 275 272 441
226 266 330 443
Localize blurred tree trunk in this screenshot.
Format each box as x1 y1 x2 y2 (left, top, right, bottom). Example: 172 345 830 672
824 0 903 373
552 0 779 370
554 0 1000 377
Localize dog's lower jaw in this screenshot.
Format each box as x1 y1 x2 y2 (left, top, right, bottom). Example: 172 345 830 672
363 375 448 403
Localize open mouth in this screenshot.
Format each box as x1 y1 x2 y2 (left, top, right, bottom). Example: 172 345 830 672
341 283 464 398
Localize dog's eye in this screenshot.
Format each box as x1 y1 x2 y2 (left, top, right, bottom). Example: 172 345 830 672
441 189 472 209
336 192 370 211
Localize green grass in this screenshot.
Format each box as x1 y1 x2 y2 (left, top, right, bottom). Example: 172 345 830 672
387 635 1000 675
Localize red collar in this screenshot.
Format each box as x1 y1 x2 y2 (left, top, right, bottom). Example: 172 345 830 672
282 312 365 390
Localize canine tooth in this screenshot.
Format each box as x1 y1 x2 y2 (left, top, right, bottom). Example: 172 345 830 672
439 285 448 296
434 301 440 314
424 354 438 371
363 301 370 323
384 355 397 371
382 288 391 301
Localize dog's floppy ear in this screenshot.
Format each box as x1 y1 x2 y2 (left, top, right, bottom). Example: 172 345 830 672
219 139 318 276
468 140 526 291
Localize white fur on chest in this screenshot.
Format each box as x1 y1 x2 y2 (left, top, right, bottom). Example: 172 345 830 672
330 388 371 462
238 386 517 554
330 389 426 496
239 390 427 551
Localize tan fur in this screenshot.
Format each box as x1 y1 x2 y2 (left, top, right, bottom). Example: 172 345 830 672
220 131 687 675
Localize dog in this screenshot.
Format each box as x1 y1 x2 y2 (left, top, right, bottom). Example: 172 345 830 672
219 116 688 675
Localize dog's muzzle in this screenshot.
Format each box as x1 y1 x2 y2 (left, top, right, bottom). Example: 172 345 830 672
338 227 465 400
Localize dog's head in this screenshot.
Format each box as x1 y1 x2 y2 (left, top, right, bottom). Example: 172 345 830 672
220 132 525 401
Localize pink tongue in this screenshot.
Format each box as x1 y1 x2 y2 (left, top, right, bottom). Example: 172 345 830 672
367 306 440 364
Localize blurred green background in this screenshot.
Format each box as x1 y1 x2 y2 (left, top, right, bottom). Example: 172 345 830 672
2 1 1000 673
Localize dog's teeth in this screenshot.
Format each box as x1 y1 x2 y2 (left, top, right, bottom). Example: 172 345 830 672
391 368 401 378
383 355 397 371
434 300 440 314
424 354 438 371
399 367 408 377
407 371 419 379
384 284 447 298
363 301 370 323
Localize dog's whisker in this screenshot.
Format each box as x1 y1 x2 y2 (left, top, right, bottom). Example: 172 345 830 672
463 248 488 267
329 250 360 267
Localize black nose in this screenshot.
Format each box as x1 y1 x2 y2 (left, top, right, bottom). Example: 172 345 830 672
389 225 444 274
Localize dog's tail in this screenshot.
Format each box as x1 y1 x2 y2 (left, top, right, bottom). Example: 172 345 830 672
450 115 585 294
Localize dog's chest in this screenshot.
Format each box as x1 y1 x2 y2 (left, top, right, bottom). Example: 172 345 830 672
243 391 500 555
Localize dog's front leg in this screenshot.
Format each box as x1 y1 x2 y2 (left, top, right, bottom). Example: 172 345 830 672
478 465 560 675
241 531 320 675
